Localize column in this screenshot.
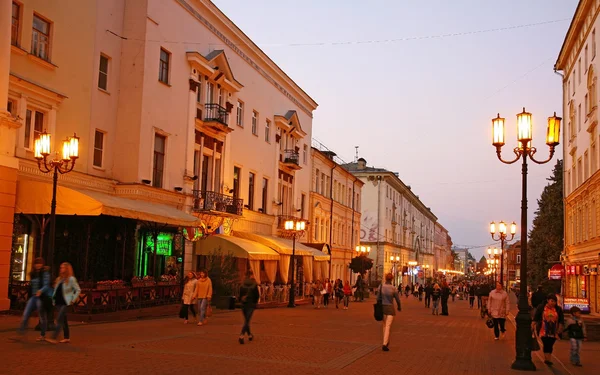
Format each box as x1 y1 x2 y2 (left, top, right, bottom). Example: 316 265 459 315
185 75 198 193
0 0 20 311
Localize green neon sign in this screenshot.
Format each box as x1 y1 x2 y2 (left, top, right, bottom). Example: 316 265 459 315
146 233 174 256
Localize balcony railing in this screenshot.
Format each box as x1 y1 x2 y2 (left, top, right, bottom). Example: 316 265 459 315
192 190 243 216
283 149 299 165
204 104 229 126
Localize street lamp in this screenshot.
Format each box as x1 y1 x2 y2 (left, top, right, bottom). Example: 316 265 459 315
283 218 306 308
355 245 371 275
34 130 79 272
408 260 418 285
491 108 560 371
490 221 516 287
487 247 501 283
390 255 400 285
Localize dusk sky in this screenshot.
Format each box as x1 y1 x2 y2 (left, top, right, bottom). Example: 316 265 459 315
213 0 578 259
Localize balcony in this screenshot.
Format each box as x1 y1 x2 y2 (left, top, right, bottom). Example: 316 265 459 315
197 104 233 134
279 149 301 170
192 190 243 216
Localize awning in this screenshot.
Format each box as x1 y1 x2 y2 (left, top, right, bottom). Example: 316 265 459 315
15 180 201 227
194 234 279 260
302 243 331 256
232 231 329 260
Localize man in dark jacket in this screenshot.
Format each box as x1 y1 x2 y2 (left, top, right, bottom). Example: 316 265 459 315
238 270 260 344
424 283 433 308
530 286 546 310
440 282 451 315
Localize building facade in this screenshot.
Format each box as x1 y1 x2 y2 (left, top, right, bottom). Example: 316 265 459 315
307 142 363 282
1 0 320 310
434 223 452 271
343 158 439 285
555 0 600 314
505 241 521 288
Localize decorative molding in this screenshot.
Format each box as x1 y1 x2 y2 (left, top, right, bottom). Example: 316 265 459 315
115 184 186 207
176 0 315 117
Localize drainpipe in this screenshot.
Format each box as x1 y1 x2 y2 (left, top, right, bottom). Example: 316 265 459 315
554 68 567 299
376 175 382 284
329 164 338 280
350 177 357 283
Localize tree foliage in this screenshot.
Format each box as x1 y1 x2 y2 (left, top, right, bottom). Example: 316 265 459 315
206 247 240 297
349 255 373 275
527 159 563 288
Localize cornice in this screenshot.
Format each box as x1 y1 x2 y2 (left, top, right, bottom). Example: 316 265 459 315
556 0 600 75
116 184 186 208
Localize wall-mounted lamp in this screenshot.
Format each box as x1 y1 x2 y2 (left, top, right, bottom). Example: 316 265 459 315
174 187 183 192
141 179 151 185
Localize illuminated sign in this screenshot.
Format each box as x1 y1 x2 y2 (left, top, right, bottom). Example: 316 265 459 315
145 233 173 256
563 297 590 314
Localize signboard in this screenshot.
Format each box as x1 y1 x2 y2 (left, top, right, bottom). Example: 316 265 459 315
548 264 564 280
563 297 591 314
418 271 424 279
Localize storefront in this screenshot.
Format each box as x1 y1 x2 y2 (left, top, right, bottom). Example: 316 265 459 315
565 263 599 314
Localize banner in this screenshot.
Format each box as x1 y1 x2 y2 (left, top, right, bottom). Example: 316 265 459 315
563 297 590 314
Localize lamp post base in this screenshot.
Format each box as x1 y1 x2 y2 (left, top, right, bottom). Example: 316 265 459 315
511 309 536 371
287 303 296 308
510 358 536 372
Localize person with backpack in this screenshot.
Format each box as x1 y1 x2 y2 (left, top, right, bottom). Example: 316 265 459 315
565 306 587 367
238 270 260 344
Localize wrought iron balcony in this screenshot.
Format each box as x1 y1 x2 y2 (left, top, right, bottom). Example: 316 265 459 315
192 190 243 216
204 104 229 126
282 149 300 166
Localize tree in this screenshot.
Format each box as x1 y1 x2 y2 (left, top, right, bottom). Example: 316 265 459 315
205 248 240 297
349 255 373 275
527 159 563 289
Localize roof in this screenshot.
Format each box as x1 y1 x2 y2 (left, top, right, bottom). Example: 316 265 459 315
341 162 388 173
555 0 586 70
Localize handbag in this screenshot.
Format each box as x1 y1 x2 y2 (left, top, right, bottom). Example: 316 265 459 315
206 304 213 317
373 285 383 321
485 318 494 329
320 289 327 295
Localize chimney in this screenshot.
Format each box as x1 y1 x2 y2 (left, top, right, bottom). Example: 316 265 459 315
357 157 366 170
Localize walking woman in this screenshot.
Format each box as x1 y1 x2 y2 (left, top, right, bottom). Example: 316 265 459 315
533 294 565 365
334 279 344 309
323 278 332 308
192 270 213 326
15 257 52 341
488 282 509 340
47 262 80 344
343 280 352 310
379 273 401 351
180 271 197 324
313 280 323 309
431 283 441 315
468 283 476 309
239 270 259 344
440 281 450 316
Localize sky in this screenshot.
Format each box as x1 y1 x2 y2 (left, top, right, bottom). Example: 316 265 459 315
213 0 578 259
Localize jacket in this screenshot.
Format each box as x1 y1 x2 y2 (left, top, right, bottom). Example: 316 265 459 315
378 283 401 316
343 284 352 296
239 278 260 306
565 316 587 339
30 268 52 298
52 276 81 306
531 291 545 309
182 279 197 304
533 302 564 334
488 289 509 318
193 277 213 299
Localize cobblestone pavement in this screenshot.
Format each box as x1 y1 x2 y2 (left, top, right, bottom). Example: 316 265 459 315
1 295 598 375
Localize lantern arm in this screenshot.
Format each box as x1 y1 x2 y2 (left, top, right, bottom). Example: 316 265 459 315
528 145 556 165
495 146 522 165
36 157 52 173
490 232 501 241
57 159 77 174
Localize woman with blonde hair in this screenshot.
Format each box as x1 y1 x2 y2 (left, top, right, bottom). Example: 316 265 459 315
431 283 441 315
379 273 401 351
47 262 80 344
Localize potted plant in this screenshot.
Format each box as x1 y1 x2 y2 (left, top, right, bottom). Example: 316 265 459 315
349 255 374 299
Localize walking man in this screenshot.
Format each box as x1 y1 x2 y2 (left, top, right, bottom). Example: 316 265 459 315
440 282 450 316
424 283 433 308
488 282 509 340
239 270 260 344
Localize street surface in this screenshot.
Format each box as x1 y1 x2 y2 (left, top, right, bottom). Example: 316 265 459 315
1 294 597 375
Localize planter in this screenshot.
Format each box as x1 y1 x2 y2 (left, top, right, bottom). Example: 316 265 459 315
214 295 236 310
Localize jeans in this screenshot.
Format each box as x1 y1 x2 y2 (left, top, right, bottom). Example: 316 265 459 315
441 297 449 315
469 296 475 308
240 305 255 336
197 298 208 322
382 314 394 346
323 293 330 306
182 304 196 320
570 338 582 364
425 295 431 308
492 318 506 338
52 304 70 340
477 296 482 308
432 299 439 314
541 336 557 354
343 295 350 307
19 296 47 337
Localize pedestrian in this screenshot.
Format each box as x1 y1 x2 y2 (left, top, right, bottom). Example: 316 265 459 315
565 306 587 367
404 284 411 298
533 294 565 366
531 286 545 310
192 269 213 326
440 281 450 316
451 285 457 302
431 283 441 315
46 262 80 344
343 280 352 310
424 283 432 308
468 283 476 309
313 280 323 308
488 282 509 340
334 279 344 309
14 257 52 341
378 273 401 352
180 271 197 324
238 270 259 344
353 275 363 302
418 284 424 302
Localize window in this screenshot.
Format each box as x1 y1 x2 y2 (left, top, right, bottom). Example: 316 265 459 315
248 172 255 210
233 167 240 199
206 82 214 104
585 94 589 116
11 2 19 46
31 14 50 60
592 143 598 173
261 178 268 214
516 254 521 264
578 158 583 185
152 134 166 188
579 58 581 84
7 99 16 116
301 193 306 219
585 45 589 68
93 130 105 168
252 111 258 135
159 48 170 84
315 218 320 241
265 119 271 142
579 104 582 131
315 169 320 193
585 151 589 180
573 74 576 95
196 76 202 103
98 54 109 90
303 144 307 164
24 109 44 149
594 29 597 58
218 88 223 106
236 100 244 127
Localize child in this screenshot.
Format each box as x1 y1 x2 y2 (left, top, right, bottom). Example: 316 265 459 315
565 306 587 367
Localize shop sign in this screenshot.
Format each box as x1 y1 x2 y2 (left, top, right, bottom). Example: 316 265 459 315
183 226 205 242
590 265 598 275
563 297 591 314
548 264 564 280
569 265 577 275
582 265 590 275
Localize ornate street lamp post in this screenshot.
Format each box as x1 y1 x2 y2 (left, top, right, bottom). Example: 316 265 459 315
389 255 400 286
491 108 560 371
283 218 306 308
490 221 516 287
408 260 418 285
355 245 371 275
34 130 79 272
487 247 500 283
